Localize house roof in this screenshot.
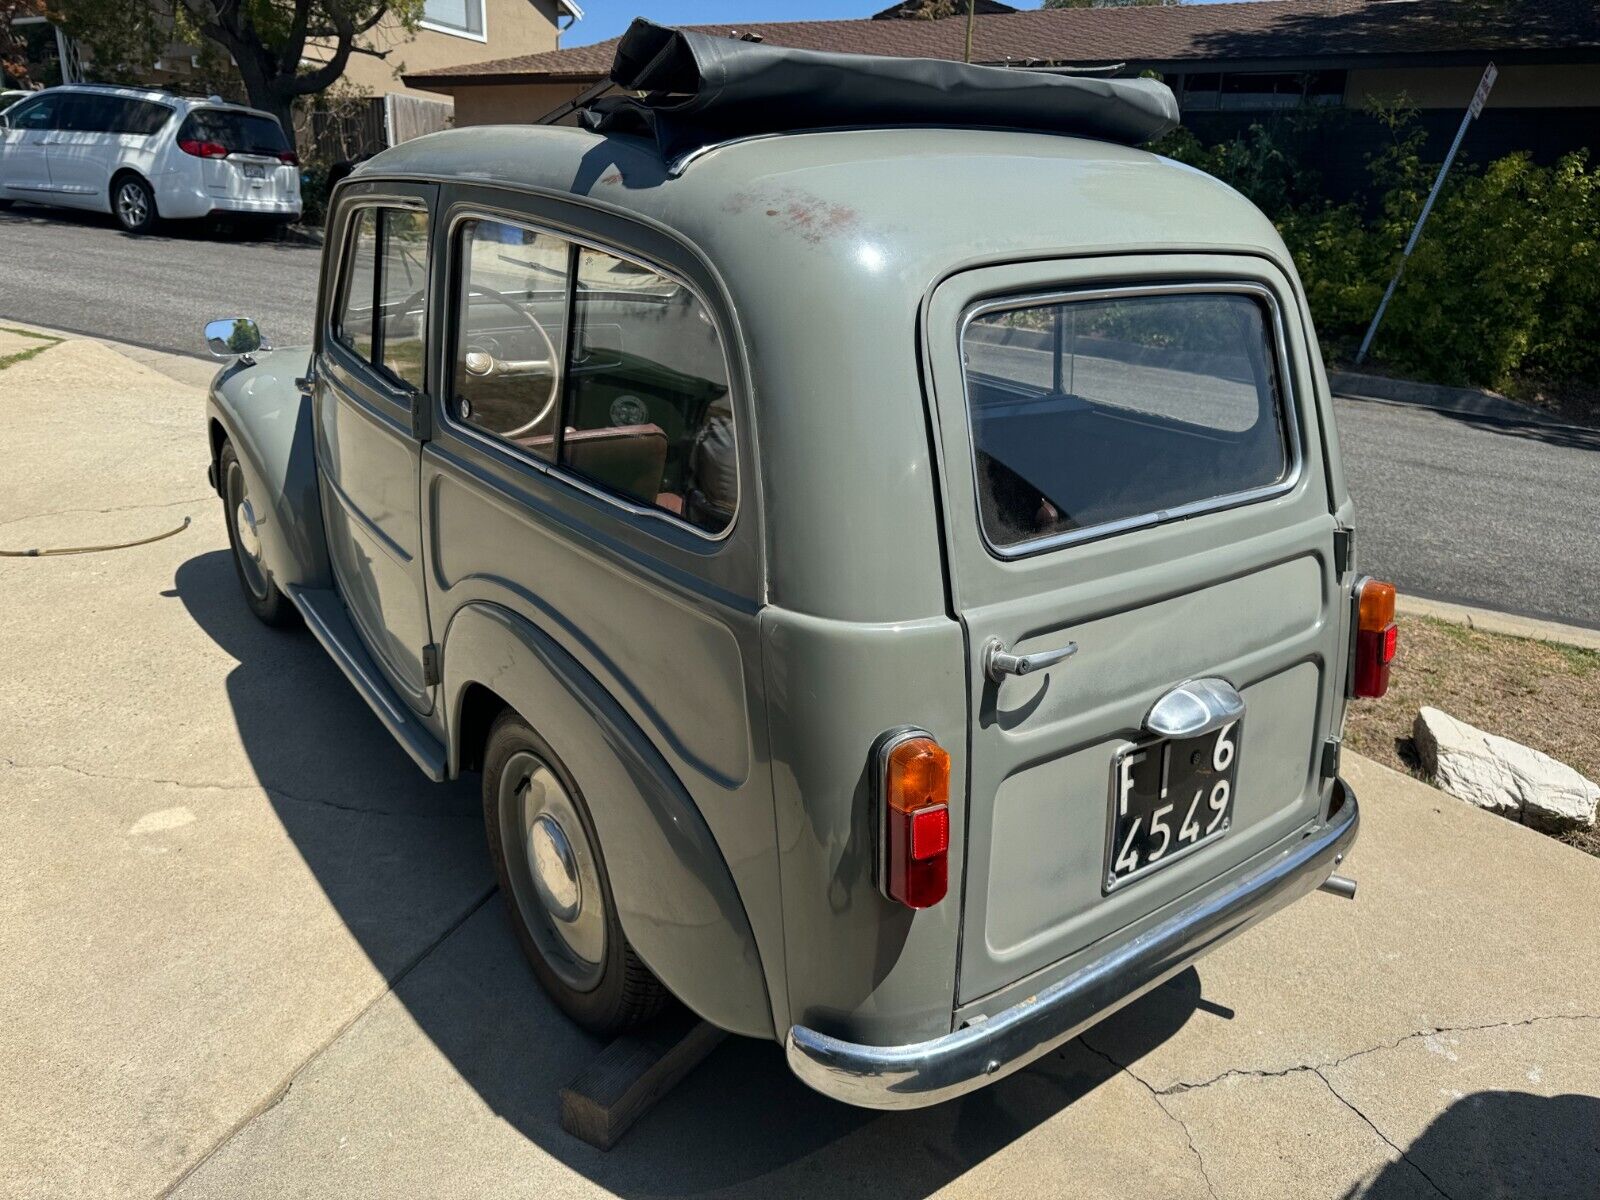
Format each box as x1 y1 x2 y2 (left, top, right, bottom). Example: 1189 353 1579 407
404 0 1600 88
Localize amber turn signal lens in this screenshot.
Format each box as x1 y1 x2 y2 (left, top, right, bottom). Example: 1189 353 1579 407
879 734 951 909
1358 579 1396 632
885 737 950 814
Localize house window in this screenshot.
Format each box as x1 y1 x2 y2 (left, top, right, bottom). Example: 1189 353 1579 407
1179 70 1346 112
421 0 484 37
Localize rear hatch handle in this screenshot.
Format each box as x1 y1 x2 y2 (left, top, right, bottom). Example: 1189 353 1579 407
982 637 1078 683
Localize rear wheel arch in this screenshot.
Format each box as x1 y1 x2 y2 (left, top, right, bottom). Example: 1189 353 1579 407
441 602 777 1039
109 169 159 229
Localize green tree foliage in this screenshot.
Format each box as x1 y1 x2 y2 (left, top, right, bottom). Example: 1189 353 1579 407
52 0 423 151
1153 104 1600 395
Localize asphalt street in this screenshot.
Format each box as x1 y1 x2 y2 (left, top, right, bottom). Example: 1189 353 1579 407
3 203 1595 628
0 202 320 355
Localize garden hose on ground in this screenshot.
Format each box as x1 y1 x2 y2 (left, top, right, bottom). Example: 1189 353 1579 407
0 517 192 557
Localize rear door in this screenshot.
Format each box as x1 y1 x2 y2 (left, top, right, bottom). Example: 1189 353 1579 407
924 255 1344 1004
315 182 440 713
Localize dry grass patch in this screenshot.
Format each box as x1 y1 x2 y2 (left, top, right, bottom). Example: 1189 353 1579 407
1344 616 1600 856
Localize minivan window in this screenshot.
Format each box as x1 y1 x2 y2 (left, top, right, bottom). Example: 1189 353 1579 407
448 220 737 537
177 108 289 156
962 289 1291 551
333 206 430 392
5 94 58 130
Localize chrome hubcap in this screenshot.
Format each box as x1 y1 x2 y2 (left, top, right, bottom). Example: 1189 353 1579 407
116 183 148 226
235 498 262 562
225 461 269 600
500 751 605 988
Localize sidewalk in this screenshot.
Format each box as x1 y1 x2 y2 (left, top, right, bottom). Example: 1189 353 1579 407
3 334 1597 1199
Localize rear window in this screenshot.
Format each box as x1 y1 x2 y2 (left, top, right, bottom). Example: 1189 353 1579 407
961 288 1294 552
177 108 289 156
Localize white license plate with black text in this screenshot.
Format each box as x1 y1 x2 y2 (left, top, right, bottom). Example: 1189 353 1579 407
241 163 266 180
1105 720 1240 892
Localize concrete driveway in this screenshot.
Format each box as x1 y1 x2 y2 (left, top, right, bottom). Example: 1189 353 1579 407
2 334 1598 1200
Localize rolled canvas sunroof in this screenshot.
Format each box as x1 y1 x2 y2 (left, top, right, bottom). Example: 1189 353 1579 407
580 19 1181 159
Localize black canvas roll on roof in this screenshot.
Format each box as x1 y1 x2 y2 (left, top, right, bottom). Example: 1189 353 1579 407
580 19 1180 159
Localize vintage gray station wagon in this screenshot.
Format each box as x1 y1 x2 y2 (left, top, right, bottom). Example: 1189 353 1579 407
202 23 1396 1109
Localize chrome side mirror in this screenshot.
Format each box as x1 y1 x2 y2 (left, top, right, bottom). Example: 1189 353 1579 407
204 317 270 362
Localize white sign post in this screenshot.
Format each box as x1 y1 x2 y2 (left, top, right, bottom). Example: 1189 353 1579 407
1355 61 1498 365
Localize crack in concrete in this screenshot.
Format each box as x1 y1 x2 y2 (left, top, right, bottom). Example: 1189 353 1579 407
0 756 469 820
1076 1038 1221 1200
0 495 212 531
1312 1066 1455 1200
1145 1013 1600 1097
158 886 498 1199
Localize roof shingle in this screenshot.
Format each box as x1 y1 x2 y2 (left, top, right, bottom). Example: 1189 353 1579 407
404 0 1600 86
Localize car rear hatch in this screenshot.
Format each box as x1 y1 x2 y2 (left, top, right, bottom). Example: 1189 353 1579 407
177 107 299 207
922 254 1346 1006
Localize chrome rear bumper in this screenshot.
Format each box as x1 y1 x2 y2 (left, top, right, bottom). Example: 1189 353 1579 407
785 781 1360 1109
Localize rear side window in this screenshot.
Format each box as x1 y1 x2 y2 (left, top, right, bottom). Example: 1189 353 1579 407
962 289 1292 551
448 218 737 537
58 94 170 134
334 206 430 391
177 108 289 156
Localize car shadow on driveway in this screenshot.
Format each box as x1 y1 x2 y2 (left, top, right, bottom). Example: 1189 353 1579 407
1349 1090 1600 1200
172 545 1212 1194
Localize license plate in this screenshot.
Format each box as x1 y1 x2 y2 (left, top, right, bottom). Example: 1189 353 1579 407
241 163 266 180
1105 720 1241 893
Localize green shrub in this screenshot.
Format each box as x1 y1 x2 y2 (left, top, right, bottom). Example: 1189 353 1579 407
1153 106 1600 396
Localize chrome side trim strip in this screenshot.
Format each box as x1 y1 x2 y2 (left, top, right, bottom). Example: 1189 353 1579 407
785 782 1359 1109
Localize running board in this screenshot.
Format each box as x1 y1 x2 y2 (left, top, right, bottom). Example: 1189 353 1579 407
286 585 448 782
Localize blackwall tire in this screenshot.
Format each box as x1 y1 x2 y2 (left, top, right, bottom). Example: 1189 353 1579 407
219 440 295 628
482 709 669 1035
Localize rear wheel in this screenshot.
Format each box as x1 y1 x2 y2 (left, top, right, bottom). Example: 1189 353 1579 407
482 711 668 1034
112 175 157 234
219 440 294 627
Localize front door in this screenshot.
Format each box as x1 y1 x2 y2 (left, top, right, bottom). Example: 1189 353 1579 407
925 254 1345 1004
315 181 440 714
0 92 61 195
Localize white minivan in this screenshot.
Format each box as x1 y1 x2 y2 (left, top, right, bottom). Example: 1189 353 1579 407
0 84 301 233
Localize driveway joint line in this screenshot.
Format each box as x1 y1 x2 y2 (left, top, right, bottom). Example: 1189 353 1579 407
158 886 499 1199
0 756 472 820
0 496 214 532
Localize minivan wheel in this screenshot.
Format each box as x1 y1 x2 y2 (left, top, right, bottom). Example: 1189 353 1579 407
219 440 294 627
482 711 669 1035
112 176 157 234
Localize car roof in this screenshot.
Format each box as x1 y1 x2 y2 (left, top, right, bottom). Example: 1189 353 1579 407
359 122 1288 294
45 83 275 118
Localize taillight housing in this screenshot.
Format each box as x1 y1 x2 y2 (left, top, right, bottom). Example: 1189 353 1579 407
178 138 229 159
876 730 951 909
276 151 299 165
1351 577 1397 699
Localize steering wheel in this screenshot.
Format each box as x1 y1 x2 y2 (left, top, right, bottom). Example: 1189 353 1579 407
460 285 561 439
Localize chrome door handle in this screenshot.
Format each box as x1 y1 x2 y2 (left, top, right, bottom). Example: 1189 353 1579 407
983 637 1077 684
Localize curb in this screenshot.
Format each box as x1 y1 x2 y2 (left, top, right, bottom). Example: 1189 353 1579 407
1327 368 1583 430
1398 595 1600 653
0 320 219 389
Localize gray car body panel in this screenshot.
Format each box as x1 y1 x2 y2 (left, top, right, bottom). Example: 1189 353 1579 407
206 121 1357 1057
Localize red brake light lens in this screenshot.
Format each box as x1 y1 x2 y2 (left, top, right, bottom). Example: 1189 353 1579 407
878 734 951 909
277 151 299 166
1352 578 1398 699
178 138 229 159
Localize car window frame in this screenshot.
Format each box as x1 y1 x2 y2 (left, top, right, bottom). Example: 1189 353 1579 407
957 280 1303 559
327 196 434 400
439 205 742 545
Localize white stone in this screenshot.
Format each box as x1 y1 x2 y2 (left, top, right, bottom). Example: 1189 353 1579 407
1413 707 1599 832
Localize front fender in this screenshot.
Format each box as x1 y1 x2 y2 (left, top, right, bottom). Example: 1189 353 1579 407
206 349 331 591
442 601 775 1040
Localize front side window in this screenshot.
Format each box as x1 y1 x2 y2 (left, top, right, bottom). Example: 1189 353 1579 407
333 206 430 391
962 289 1291 551
6 94 58 130
449 218 737 536
422 0 484 35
